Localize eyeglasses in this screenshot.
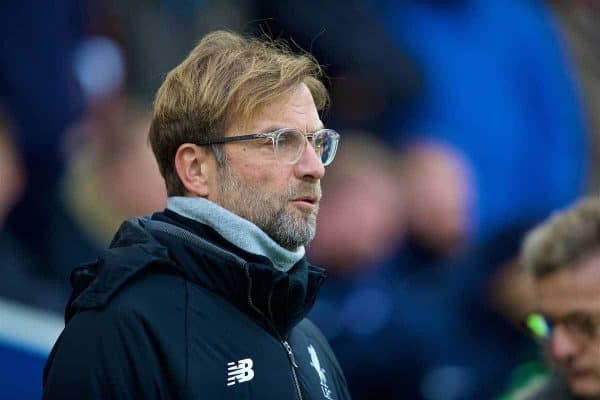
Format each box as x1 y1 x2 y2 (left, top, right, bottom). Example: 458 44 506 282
525 312 600 343
195 128 340 166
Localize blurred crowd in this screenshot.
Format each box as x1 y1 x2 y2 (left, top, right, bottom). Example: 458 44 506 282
1 0 599 399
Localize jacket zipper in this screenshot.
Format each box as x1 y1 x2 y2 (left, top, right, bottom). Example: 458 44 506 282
243 265 304 400
283 340 304 400
145 220 306 399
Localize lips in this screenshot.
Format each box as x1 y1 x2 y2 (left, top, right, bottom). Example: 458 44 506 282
291 195 319 204
568 367 593 377
563 364 596 383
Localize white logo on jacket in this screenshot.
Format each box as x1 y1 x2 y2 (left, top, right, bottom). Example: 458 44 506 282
308 345 334 400
227 358 254 386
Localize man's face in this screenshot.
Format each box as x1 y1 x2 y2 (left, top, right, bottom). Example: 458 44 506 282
537 253 600 398
209 83 325 250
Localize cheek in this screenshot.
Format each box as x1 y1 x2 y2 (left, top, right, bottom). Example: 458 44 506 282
571 376 600 398
243 163 293 193
226 144 298 191
587 341 600 370
232 156 277 181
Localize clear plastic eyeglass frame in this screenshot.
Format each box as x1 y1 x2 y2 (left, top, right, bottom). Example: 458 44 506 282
195 127 340 166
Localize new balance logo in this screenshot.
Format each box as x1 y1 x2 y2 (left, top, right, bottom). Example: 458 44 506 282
227 358 254 387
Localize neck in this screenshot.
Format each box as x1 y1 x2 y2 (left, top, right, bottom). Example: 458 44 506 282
166 196 305 272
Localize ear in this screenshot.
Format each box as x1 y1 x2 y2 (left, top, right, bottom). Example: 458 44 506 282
174 143 213 197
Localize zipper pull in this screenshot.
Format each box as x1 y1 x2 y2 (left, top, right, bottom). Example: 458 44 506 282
283 340 298 368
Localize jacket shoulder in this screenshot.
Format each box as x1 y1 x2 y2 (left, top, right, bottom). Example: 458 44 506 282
44 270 189 399
295 318 335 353
75 267 190 354
105 266 185 313
295 318 345 375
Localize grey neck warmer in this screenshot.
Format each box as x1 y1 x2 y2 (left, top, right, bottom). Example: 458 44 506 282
166 196 305 272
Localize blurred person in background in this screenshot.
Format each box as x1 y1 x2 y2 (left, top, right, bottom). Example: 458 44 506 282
1 0 85 256
43 31 351 399
309 133 535 399
309 132 405 273
39 103 166 312
0 110 24 229
371 0 588 255
369 1 597 397
307 133 416 398
0 0 133 308
0 107 44 307
510 197 600 399
0 107 71 310
400 140 474 257
552 0 600 191
390 223 538 400
0 99 166 314
0 0 168 312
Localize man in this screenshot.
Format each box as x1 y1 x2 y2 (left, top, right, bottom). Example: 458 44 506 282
43 30 350 400
517 197 600 399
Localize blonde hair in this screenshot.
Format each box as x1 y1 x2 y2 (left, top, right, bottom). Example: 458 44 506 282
149 30 329 195
521 196 600 278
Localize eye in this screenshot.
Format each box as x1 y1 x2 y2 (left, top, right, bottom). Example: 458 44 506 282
567 314 596 336
276 129 304 149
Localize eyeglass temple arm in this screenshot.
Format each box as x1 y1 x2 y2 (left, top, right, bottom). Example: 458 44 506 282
196 130 338 146
195 133 264 146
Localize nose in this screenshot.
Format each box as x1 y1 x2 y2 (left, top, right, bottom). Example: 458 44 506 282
294 140 325 180
550 325 581 362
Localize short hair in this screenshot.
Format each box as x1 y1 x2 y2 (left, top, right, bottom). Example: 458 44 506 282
521 197 600 278
149 30 329 196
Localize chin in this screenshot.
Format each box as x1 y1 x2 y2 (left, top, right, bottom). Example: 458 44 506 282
570 376 600 399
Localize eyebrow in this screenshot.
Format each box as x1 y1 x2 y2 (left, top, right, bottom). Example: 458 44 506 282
542 309 597 321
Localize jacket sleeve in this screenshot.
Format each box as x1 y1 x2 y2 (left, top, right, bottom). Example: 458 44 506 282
43 307 173 400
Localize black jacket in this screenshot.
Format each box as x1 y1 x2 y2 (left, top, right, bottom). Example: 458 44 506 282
43 210 351 399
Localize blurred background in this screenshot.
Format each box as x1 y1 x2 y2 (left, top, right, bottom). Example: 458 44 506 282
0 0 598 398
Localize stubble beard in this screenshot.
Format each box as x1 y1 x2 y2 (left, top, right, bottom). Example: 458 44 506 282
216 164 320 250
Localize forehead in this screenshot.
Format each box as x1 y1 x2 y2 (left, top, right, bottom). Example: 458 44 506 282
537 253 600 316
231 83 323 135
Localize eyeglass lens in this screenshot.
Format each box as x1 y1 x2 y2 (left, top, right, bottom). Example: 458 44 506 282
526 313 599 342
274 129 339 166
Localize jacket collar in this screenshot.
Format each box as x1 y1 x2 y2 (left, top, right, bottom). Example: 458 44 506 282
166 196 305 272
69 212 327 337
